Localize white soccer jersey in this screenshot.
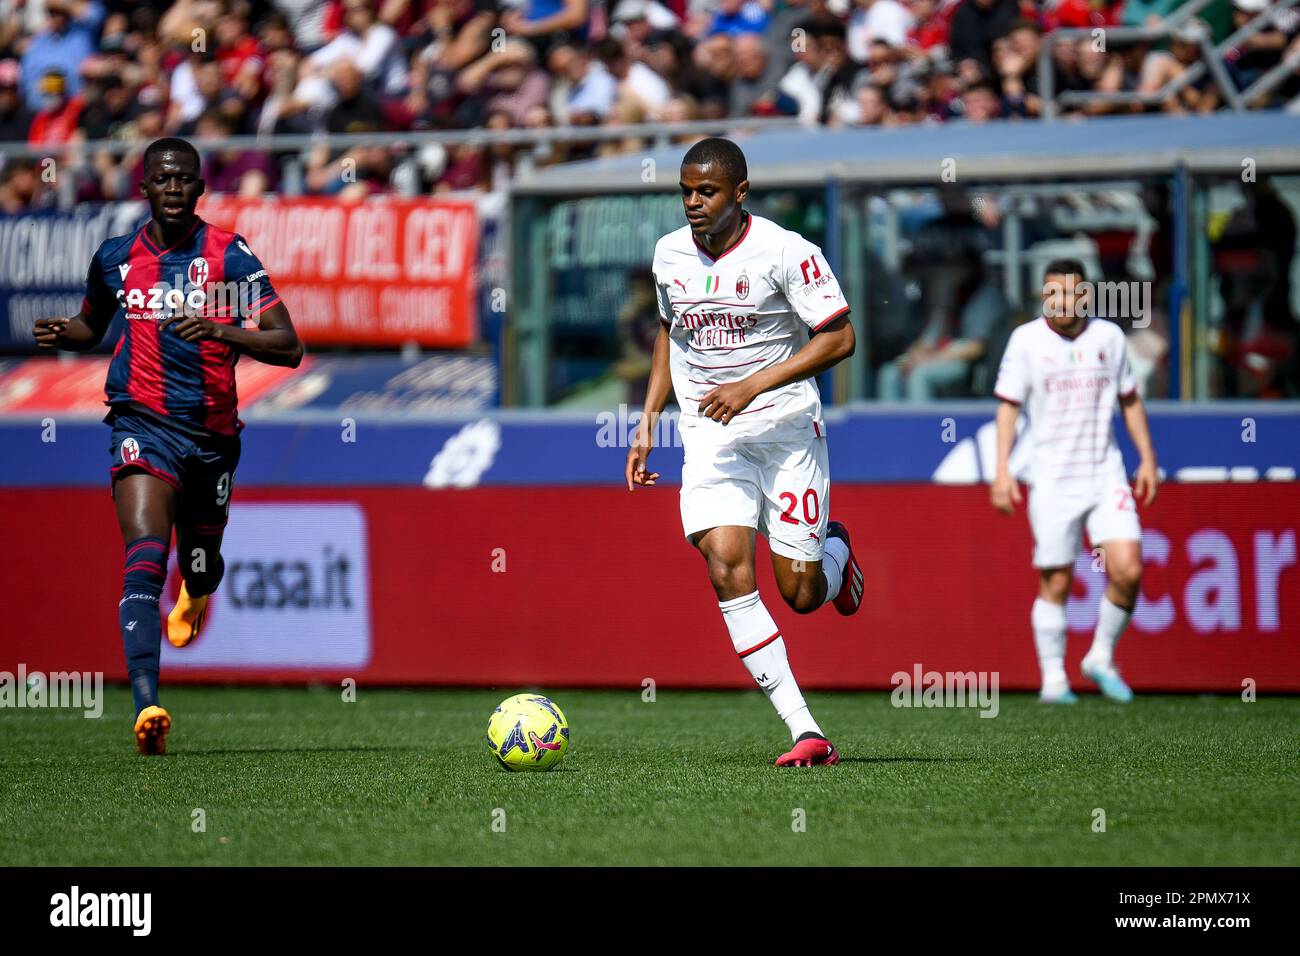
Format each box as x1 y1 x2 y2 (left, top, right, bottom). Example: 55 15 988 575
994 317 1138 492
651 213 850 445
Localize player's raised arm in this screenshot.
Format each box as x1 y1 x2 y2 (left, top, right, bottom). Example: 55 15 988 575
1120 390 1160 506
626 320 671 490
35 251 117 351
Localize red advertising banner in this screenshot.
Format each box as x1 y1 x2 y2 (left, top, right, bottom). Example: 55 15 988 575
1 484 1296 692
197 196 478 347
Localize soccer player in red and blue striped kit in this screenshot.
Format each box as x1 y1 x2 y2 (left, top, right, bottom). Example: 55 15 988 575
34 138 303 754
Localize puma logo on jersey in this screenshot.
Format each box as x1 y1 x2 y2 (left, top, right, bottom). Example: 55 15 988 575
673 278 688 292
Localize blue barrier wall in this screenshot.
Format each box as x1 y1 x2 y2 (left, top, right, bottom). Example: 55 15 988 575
1 403 1295 488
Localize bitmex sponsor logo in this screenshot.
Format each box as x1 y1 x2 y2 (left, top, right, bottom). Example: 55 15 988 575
50 886 151 936
891 664 999 718
0 665 103 718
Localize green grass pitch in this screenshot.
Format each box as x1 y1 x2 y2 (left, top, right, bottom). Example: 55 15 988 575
2 686 1295 866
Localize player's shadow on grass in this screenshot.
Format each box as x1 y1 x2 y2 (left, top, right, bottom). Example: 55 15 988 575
174 745 425 756
835 756 975 764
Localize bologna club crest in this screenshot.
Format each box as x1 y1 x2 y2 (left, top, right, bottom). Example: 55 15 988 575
736 274 750 299
187 257 209 287
120 437 141 463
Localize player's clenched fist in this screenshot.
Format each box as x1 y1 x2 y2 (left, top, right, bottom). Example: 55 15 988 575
990 472 1022 514
34 317 69 350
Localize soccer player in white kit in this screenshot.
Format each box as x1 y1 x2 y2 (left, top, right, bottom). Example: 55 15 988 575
624 138 864 767
991 259 1160 703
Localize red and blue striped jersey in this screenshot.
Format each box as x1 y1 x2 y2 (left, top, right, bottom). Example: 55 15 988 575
84 217 282 437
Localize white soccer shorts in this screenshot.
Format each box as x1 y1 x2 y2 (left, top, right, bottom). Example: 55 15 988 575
1027 481 1142 569
679 436 830 561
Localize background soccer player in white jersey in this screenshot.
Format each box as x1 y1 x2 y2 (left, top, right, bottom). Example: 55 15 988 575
624 138 864 767
991 258 1160 704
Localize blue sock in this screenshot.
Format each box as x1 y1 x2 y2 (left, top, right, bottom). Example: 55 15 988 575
121 536 168 716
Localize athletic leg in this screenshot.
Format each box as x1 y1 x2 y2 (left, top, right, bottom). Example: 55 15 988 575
692 526 829 751
1033 566 1075 703
114 473 177 753
168 437 238 647
1080 487 1143 701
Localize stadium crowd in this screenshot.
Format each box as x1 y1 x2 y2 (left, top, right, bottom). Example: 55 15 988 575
0 0 1296 204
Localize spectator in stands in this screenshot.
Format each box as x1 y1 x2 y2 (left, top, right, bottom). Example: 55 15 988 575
730 32 778 115
326 59 387 133
1223 0 1300 107
550 42 617 124
684 32 736 115
907 0 950 52
28 69 84 146
503 0 590 59
708 0 769 38
212 5 267 118
759 0 832 91
1052 32 1125 116
610 0 681 42
848 0 913 65
877 245 1009 401
0 60 33 142
76 73 136 141
955 80 1003 122
273 0 333 54
835 79 893 125
309 0 409 98
1139 17 1220 114
948 0 1019 78
455 39 551 127
197 109 279 196
993 20 1042 117
1046 0 1122 31
818 18 860 123
20 0 104 112
0 157 50 213
598 36 673 118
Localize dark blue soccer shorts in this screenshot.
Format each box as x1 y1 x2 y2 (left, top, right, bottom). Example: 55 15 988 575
108 408 242 533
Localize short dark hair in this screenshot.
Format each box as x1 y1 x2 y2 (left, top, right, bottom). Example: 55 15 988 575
681 137 747 187
1043 257 1087 283
143 137 201 175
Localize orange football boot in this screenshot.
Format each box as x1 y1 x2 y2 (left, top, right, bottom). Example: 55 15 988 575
134 705 171 756
167 581 208 648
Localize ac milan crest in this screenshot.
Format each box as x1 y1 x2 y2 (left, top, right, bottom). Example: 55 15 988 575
736 274 750 299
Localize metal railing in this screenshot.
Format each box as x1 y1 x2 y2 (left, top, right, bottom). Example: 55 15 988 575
1041 0 1300 119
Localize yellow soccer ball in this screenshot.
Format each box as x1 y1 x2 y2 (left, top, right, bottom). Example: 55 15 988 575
486 694 570 772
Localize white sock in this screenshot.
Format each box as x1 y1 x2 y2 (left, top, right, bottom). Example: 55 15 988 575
1087 597 1132 667
720 590 822 741
820 536 849 605
1031 597 1068 687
